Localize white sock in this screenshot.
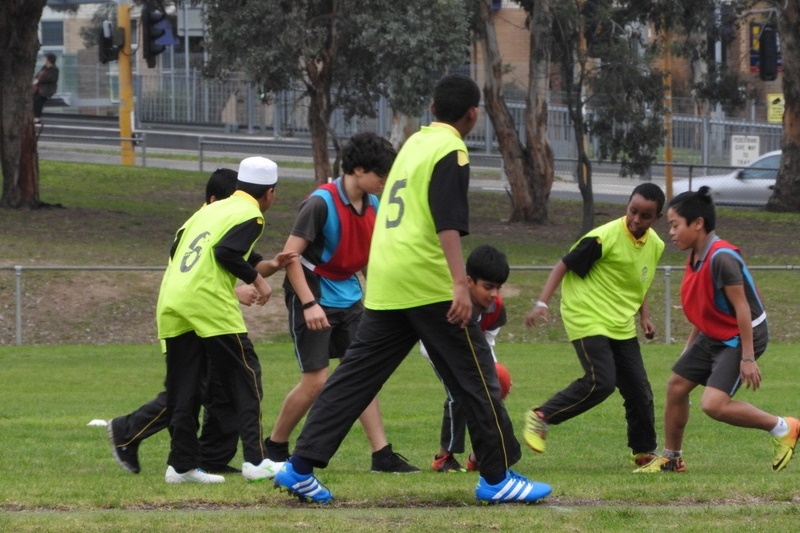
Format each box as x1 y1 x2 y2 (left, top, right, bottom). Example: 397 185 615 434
662 449 682 459
770 417 789 438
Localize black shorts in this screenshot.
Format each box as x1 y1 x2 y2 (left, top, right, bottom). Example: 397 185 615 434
287 297 363 373
672 322 769 396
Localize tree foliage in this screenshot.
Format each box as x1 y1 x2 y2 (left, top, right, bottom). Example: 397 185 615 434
203 0 468 182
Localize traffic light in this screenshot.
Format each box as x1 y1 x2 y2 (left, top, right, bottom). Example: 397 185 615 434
759 24 778 81
142 7 169 68
98 20 119 64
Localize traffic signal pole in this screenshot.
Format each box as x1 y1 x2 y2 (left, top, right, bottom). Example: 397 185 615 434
118 0 135 166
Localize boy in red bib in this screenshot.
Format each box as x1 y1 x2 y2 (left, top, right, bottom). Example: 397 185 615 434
636 186 800 473
266 132 418 473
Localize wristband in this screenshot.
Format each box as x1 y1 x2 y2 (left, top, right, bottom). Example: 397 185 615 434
533 300 548 309
302 300 318 310
741 358 756 363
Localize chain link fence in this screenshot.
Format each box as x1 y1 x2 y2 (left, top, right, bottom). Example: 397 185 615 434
2 265 798 346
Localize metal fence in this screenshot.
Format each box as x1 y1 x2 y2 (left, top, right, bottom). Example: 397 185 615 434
3 264 798 346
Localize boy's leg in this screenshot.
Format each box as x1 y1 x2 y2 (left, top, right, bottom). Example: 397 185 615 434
269 300 344 447
440 395 467 455
111 391 168 446
205 333 265 465
198 400 240 471
197 353 240 471
293 309 419 467
107 390 168 473
538 336 618 424
165 332 206 472
414 303 520 482
611 337 657 454
424 354 466 454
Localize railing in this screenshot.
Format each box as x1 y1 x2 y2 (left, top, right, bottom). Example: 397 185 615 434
36 128 148 166
43 63 785 168
3 264 798 346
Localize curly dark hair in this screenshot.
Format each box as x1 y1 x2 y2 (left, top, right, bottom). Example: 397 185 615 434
341 132 396 178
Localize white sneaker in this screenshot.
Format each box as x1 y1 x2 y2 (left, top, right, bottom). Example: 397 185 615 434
165 465 225 484
242 458 283 481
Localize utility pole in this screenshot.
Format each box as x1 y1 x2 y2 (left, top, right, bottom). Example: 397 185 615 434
118 0 135 166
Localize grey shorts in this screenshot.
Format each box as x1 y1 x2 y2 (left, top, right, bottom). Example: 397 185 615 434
672 322 769 396
287 297 363 373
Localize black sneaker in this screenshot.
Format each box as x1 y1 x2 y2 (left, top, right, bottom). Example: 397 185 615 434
107 418 141 474
431 452 467 473
371 444 420 473
265 438 291 462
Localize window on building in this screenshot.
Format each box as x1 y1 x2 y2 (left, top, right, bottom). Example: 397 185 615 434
40 20 64 47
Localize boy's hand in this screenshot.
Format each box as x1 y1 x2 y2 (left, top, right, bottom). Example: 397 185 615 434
447 282 472 327
740 359 762 390
271 250 298 269
525 306 549 328
640 316 656 340
235 284 259 306
303 303 330 331
253 275 272 306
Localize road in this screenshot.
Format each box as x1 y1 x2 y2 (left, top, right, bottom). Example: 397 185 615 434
36 114 667 204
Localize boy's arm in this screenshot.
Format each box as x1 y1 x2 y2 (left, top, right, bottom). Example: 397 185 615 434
525 259 568 328
214 219 272 304
484 327 500 362
255 250 298 278
638 294 656 339
439 229 471 326
723 283 762 390
283 234 329 330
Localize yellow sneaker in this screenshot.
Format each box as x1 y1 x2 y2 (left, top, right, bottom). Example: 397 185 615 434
633 455 686 473
523 409 548 453
631 452 658 467
772 417 800 471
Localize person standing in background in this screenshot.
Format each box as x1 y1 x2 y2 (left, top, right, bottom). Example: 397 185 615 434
33 53 59 123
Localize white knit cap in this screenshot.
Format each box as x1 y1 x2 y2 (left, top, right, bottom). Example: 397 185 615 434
237 157 278 185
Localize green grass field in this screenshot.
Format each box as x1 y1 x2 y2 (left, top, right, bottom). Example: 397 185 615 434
2 342 800 531
1 160 800 530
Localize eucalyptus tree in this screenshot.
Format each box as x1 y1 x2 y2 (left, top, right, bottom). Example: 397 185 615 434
204 0 468 183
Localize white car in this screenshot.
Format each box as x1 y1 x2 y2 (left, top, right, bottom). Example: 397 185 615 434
672 150 781 207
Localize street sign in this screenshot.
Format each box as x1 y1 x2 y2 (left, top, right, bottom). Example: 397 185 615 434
730 135 760 166
768 93 785 124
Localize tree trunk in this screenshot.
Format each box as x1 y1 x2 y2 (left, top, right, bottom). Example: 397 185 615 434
477 0 538 223
307 83 333 184
0 0 47 209
768 0 800 212
563 53 594 236
304 4 340 185
526 0 555 222
388 112 419 151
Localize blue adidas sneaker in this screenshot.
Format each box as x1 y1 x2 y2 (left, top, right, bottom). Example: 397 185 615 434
273 462 333 504
475 470 551 504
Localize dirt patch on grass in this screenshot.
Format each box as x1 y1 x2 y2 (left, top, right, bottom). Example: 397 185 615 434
1 195 798 346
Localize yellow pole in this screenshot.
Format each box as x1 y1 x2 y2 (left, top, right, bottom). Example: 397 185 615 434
664 30 673 199
118 1 135 166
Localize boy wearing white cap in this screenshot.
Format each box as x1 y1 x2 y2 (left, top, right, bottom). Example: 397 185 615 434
156 157 295 483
